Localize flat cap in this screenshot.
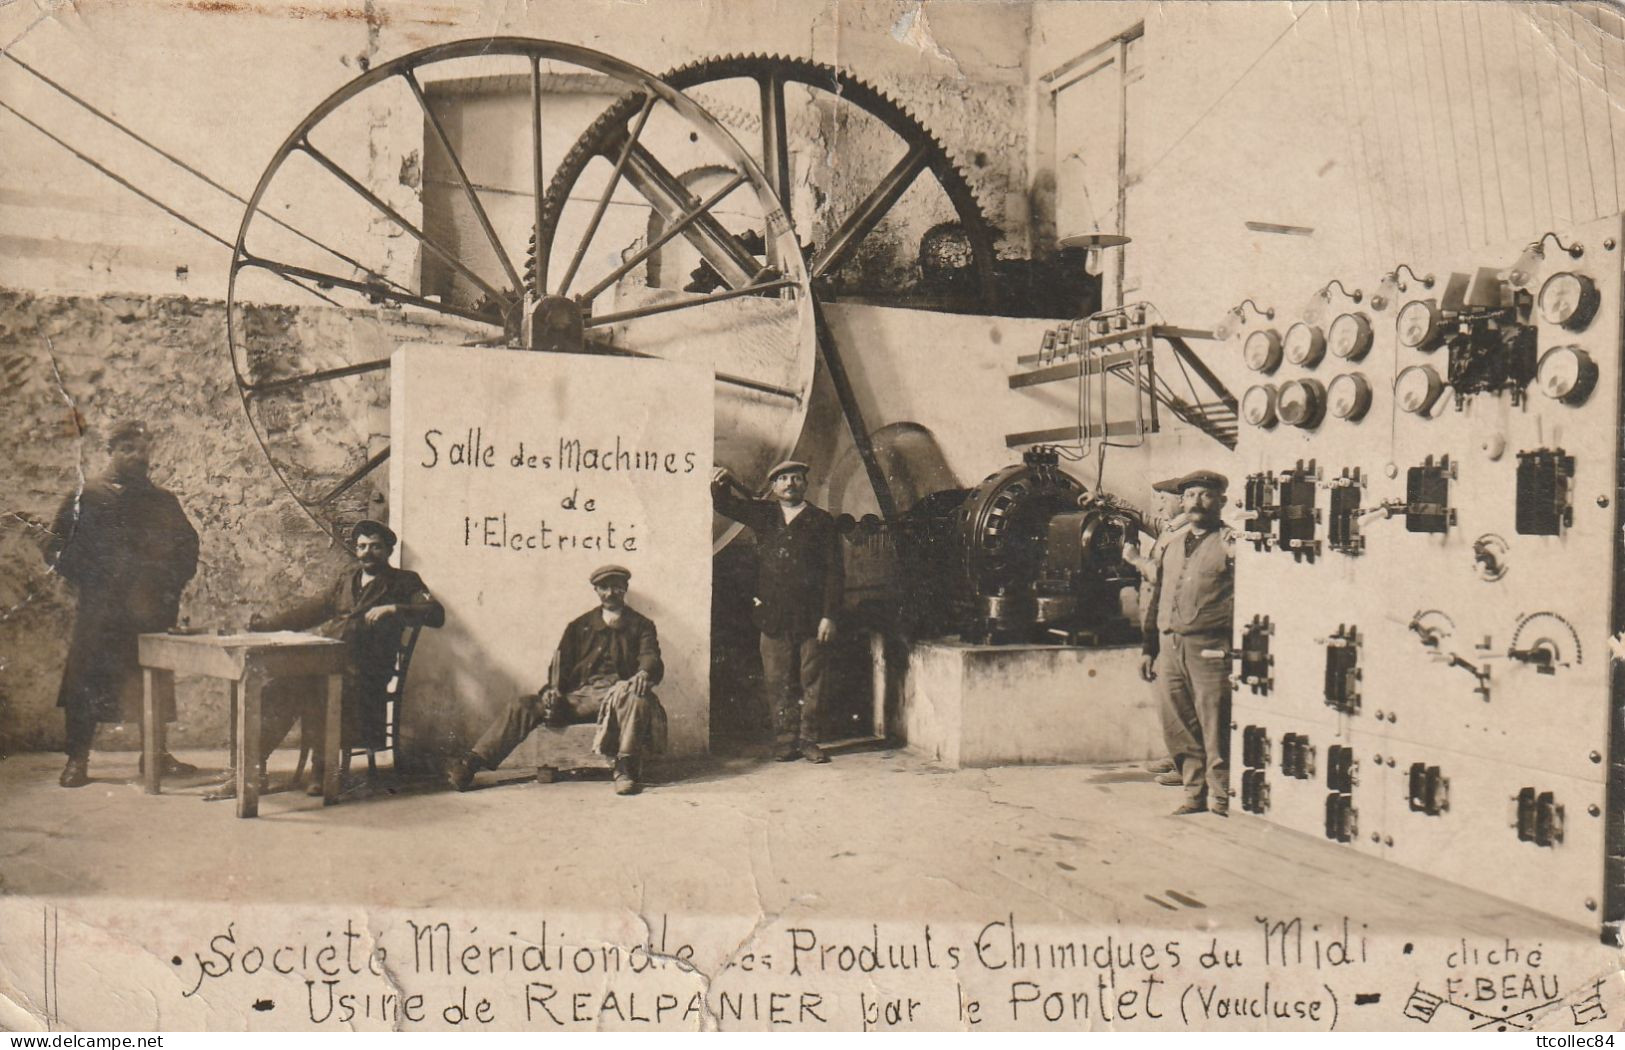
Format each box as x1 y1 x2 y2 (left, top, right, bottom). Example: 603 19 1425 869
590 564 631 586
1151 475 1183 494
350 519 398 547
766 459 810 483
1175 469 1229 493
106 420 150 446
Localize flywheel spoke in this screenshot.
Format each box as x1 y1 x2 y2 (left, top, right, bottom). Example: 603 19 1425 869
809 141 932 281
244 357 392 397
403 69 524 294
314 447 390 507
619 142 765 290
530 56 547 297
236 255 507 327
557 93 656 297
577 171 750 302
583 276 796 328
298 138 516 310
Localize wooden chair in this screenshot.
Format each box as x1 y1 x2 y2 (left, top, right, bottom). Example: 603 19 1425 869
293 623 424 785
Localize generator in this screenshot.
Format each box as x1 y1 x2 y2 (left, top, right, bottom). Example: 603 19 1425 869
1228 213 1624 935
896 448 1144 644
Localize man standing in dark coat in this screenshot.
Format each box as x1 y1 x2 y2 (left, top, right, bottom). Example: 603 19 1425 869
45 420 199 788
447 564 667 796
238 519 445 795
712 459 843 763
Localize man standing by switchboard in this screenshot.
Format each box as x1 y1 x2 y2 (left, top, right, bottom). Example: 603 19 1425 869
712 460 843 764
1139 470 1235 816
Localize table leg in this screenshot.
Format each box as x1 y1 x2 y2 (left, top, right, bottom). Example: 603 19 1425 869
323 674 343 805
237 673 263 819
227 679 239 766
142 668 161 795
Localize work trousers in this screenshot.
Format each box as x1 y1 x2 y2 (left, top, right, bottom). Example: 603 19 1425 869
254 671 391 772
472 676 666 768
759 633 825 749
1156 630 1231 806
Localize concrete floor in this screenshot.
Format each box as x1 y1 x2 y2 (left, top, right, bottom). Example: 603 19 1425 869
7 744 1623 1033
0 744 1591 939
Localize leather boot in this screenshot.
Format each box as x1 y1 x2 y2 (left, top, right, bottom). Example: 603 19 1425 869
59 757 89 788
613 756 640 796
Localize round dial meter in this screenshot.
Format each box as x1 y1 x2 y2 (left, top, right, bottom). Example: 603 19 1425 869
1284 322 1326 368
1243 329 1283 373
1328 311 1372 361
1536 272 1599 331
1397 299 1442 350
1242 384 1279 428
1535 345 1598 404
1277 378 1326 429
1327 373 1372 422
1395 364 1445 415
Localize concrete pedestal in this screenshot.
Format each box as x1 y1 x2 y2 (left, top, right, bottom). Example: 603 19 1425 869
899 641 1162 768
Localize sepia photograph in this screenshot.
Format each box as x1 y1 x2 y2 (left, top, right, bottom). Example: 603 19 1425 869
3 0 1625 1034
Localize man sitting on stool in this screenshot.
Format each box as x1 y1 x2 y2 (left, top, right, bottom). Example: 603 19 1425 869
447 565 666 796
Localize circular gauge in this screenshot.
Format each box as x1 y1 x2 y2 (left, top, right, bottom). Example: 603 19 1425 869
1397 299 1441 349
1243 329 1283 373
1276 378 1326 429
1536 345 1599 404
1537 272 1600 331
1395 364 1445 415
1242 384 1279 428
1284 322 1326 368
1327 373 1372 422
1328 311 1373 361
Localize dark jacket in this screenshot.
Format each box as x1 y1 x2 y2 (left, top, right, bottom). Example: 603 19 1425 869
259 564 445 679
713 487 844 639
47 474 199 722
554 605 663 694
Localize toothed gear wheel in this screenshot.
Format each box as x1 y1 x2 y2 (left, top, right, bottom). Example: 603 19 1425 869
532 53 998 308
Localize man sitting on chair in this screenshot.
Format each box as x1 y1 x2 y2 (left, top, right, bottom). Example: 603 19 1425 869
223 519 444 796
447 564 666 796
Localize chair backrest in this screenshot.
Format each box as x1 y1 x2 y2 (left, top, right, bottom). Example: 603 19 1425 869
387 623 425 702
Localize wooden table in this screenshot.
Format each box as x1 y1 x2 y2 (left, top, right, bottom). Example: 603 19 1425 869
138 632 348 818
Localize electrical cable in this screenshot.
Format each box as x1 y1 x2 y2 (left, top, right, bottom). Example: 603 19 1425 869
0 49 412 298
1 98 347 310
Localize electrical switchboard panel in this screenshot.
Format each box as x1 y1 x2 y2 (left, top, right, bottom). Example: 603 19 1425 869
1228 216 1624 935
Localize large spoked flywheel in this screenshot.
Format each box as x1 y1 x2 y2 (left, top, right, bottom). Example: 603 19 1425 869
226 39 815 549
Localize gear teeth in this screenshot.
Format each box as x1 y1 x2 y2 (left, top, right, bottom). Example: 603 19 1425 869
544 53 999 305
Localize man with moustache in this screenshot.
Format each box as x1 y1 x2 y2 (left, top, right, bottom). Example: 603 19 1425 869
46 420 200 788
229 519 445 796
712 460 843 764
1123 476 1191 788
1139 470 1236 817
447 564 666 796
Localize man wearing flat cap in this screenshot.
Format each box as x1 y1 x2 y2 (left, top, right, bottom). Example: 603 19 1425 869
712 459 844 763
1139 470 1236 817
447 564 666 796
45 420 199 788
232 519 444 795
